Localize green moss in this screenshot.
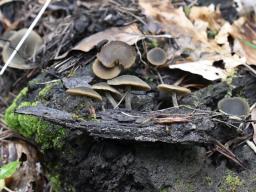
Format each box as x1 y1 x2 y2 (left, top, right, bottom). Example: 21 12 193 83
4 87 28 128
149 39 158 48
38 82 59 99
219 172 243 192
4 88 68 150
50 174 61 192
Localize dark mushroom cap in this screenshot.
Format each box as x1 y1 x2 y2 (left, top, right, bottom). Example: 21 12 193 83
107 75 151 91
0 31 16 48
157 84 191 95
92 59 121 80
66 87 102 100
147 47 167 66
92 82 121 96
218 97 250 116
2 28 43 69
97 41 136 69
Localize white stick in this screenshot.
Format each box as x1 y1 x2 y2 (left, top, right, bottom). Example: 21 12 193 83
246 140 256 154
0 0 51 75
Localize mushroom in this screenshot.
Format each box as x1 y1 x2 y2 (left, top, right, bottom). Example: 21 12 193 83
0 30 16 48
218 97 250 117
107 75 151 110
66 87 102 101
92 59 121 80
92 82 122 108
2 28 43 69
157 84 191 107
97 41 136 69
147 47 167 66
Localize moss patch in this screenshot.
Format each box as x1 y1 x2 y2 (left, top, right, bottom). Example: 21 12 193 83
38 81 60 99
4 87 68 150
219 172 243 192
4 87 28 129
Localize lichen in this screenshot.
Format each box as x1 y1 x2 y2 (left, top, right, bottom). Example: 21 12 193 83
4 88 68 150
219 172 243 192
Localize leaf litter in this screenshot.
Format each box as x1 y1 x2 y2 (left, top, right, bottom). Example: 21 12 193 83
138 0 253 81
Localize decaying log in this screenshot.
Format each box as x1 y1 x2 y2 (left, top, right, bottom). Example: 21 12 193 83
17 104 241 145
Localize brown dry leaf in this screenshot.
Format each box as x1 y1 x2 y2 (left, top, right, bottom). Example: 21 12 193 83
251 107 256 144
189 5 224 32
72 23 144 52
169 55 245 81
231 17 256 65
139 0 245 80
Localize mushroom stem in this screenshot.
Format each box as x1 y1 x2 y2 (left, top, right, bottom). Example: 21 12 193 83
125 86 132 110
105 92 118 109
171 93 179 107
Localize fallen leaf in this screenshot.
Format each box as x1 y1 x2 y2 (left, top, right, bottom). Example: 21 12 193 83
251 107 256 144
189 5 224 32
231 17 256 65
169 55 245 81
139 0 245 80
72 23 144 53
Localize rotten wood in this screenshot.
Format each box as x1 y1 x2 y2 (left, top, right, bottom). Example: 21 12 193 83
16 105 242 145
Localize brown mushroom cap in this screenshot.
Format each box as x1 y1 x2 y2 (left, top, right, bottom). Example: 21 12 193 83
66 87 102 100
147 47 167 66
92 82 121 96
218 97 250 116
107 75 151 91
157 84 191 95
97 41 136 69
2 28 43 69
92 59 121 80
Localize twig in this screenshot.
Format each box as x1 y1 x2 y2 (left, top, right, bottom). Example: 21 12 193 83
246 140 256 154
114 91 128 109
0 0 52 75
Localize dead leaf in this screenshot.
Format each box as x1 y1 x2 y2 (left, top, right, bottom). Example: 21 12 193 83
251 107 256 144
139 0 246 80
169 55 245 81
189 5 224 32
231 17 256 65
72 23 144 52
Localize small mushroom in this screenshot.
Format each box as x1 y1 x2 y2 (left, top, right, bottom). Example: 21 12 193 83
147 47 167 66
218 97 250 116
92 59 121 80
157 84 191 107
66 87 102 101
92 82 122 108
107 75 151 110
2 28 43 69
97 41 136 69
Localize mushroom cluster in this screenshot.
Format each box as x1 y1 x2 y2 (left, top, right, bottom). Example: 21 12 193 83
1 28 43 69
92 41 136 79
